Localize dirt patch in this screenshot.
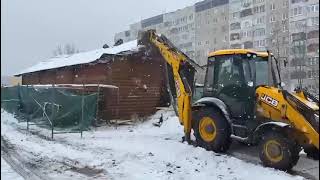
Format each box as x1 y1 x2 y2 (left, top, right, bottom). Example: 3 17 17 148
69 166 104 177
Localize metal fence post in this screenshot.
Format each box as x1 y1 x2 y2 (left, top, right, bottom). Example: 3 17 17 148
51 84 55 140
26 85 29 131
95 84 100 127
81 84 84 138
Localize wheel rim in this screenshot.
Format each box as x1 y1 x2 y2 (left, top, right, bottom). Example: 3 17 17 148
199 117 217 142
264 140 283 163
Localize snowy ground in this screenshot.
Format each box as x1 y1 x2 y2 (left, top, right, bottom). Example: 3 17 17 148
1 110 304 180
1 157 24 180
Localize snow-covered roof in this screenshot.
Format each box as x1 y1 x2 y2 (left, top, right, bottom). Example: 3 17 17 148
15 40 139 76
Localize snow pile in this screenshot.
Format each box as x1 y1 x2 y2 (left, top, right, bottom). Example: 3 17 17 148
15 39 139 75
1 110 303 180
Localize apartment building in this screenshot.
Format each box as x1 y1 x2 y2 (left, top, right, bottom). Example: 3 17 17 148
114 7 196 59
229 0 268 51
265 0 291 87
288 0 319 92
114 0 319 91
194 0 229 82
114 30 132 43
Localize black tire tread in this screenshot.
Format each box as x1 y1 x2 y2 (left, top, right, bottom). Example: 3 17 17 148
259 131 300 171
193 107 231 153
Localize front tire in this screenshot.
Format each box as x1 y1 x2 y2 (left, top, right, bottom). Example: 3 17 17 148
259 132 300 171
193 107 231 153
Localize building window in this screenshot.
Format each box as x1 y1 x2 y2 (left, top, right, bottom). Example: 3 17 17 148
240 8 253 17
253 0 265 4
254 40 259 47
283 24 288 31
259 5 265 12
233 12 239 19
270 3 276 10
308 17 319 26
244 41 253 48
282 13 288 20
291 0 307 4
230 22 241 30
292 6 303 16
284 48 288 55
307 70 319 78
308 57 319 66
259 39 266 47
255 16 265 24
244 21 251 27
270 16 276 22
307 43 319 53
307 4 319 13
282 36 288 43
243 0 251 7
230 33 240 41
307 30 319 39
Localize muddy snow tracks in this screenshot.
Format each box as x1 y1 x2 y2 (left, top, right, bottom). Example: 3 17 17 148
1 136 109 180
1 136 48 180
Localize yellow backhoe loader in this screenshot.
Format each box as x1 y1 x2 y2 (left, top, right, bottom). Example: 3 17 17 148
139 30 319 171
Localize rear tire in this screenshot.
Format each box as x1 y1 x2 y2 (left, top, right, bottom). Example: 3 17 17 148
193 107 231 153
259 132 300 171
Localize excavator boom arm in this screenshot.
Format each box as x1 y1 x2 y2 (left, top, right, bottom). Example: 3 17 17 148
138 30 200 141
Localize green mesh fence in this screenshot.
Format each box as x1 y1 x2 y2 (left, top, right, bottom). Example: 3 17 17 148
1 85 97 132
1 86 20 114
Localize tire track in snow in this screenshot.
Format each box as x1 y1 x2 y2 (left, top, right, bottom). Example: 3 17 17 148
1 136 50 180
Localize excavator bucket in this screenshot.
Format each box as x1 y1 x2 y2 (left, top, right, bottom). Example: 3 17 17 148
137 30 202 71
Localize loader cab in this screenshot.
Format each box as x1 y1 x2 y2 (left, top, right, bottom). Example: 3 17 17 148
255 51 282 88
203 49 258 124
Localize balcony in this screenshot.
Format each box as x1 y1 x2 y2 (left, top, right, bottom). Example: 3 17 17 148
291 32 306 41
307 43 319 53
307 30 319 39
240 8 253 18
290 70 307 79
230 33 241 41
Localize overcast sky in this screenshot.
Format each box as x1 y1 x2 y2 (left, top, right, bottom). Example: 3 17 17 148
1 0 202 76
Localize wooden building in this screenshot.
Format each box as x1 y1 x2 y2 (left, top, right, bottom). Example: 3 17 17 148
15 40 170 121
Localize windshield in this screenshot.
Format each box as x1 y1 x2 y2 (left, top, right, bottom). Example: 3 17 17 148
255 56 268 86
204 54 255 93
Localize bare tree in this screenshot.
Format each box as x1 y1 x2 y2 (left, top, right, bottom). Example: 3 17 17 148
53 43 79 56
290 22 307 90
